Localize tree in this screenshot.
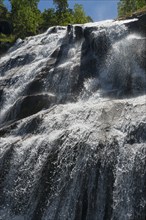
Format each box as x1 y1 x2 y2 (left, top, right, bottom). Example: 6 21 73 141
0 0 4 5
0 0 8 19
41 8 57 31
53 0 68 12
53 0 70 25
118 0 146 17
135 0 146 9
41 2 92 29
10 0 41 38
73 4 93 24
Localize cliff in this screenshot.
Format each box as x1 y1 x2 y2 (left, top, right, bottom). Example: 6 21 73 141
0 16 145 220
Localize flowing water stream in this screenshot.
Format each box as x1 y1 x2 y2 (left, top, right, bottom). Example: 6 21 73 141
0 19 146 220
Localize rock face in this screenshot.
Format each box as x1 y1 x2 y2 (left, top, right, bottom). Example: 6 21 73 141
125 12 146 36
0 17 146 220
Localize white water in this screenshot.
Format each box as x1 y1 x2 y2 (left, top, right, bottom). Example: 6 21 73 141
0 19 146 220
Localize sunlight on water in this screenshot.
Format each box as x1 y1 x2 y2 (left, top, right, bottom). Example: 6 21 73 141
0 18 145 220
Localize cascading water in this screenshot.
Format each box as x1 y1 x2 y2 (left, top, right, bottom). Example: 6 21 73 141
0 18 146 220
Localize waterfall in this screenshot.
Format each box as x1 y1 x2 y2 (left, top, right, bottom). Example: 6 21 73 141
0 19 146 220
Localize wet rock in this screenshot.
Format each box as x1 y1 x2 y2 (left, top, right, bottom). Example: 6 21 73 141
126 122 146 144
50 47 60 58
125 13 146 36
0 121 17 137
18 115 43 135
84 26 98 40
26 79 44 95
0 18 146 220
67 24 72 34
5 94 56 122
0 145 14 206
0 53 36 73
74 26 84 40
91 31 111 58
0 89 3 103
134 38 146 70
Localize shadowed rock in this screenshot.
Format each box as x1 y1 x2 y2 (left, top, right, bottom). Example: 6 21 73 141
74 26 84 41
5 94 56 122
125 13 146 36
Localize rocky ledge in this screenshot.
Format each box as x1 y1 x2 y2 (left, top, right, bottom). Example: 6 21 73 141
121 12 146 36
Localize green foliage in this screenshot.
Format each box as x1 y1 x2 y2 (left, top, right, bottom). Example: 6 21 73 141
73 4 93 24
0 0 4 5
53 0 68 12
41 8 73 28
0 0 93 45
41 4 92 31
118 0 146 17
55 9 74 26
10 0 42 38
0 33 15 43
0 33 15 56
41 8 57 30
52 0 73 26
0 1 8 19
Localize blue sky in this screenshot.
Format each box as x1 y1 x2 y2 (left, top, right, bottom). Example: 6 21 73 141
4 0 120 21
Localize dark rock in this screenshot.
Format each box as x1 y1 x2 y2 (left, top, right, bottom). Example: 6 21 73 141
67 25 74 43
48 26 57 34
0 121 17 137
50 47 60 58
0 113 42 137
26 79 44 95
77 29 111 92
25 58 57 96
0 145 14 206
84 26 98 40
5 94 56 122
90 31 111 58
125 13 146 36
32 145 59 220
134 38 146 70
18 115 43 135
74 26 84 40
0 53 36 73
67 24 73 33
0 42 12 56
0 89 3 103
126 122 146 144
